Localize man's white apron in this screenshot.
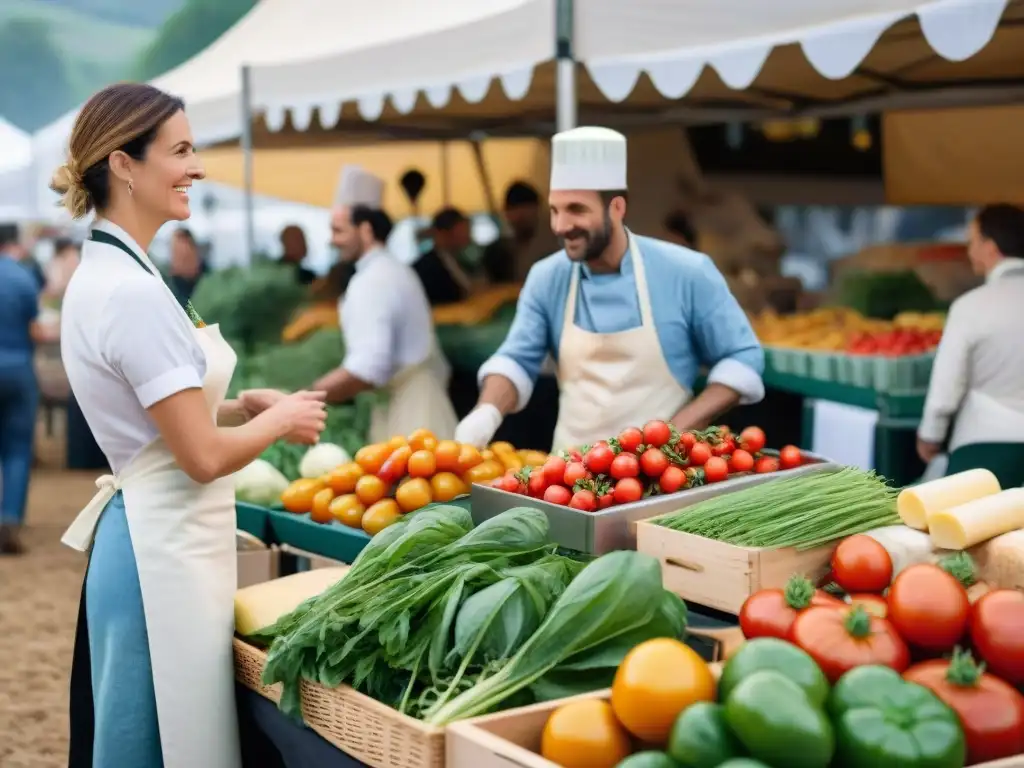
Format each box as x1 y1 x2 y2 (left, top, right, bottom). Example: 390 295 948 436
62 272 241 766
551 235 691 453
368 337 458 442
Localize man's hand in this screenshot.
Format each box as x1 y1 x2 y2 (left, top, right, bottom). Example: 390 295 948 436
916 437 943 464
454 404 503 448
239 389 289 421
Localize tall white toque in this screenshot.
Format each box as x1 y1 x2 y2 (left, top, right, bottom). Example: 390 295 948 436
549 126 627 192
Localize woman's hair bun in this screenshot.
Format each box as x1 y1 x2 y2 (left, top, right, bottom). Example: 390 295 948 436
50 160 92 220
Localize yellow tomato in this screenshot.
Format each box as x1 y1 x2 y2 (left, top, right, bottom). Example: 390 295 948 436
362 499 402 535
386 434 408 451
463 459 504 485
281 478 325 514
433 440 462 472
407 449 436 479
310 488 335 524
541 699 631 768
355 443 391 475
407 428 436 451
496 453 524 472
489 441 515 455
328 494 366 528
354 474 387 505
325 462 364 494
611 638 715 744
395 477 432 513
480 449 495 462
520 449 549 467
457 444 484 474
430 472 468 502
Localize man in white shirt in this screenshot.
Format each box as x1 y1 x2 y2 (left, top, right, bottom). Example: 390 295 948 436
918 204 1024 486
310 203 457 442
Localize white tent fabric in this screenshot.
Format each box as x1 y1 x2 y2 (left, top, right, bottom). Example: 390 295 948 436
0 116 34 222
583 0 1008 101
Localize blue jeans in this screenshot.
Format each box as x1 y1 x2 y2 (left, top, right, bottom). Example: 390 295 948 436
0 362 38 525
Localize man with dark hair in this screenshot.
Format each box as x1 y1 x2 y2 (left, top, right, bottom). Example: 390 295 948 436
917 204 1024 485
280 224 316 285
168 227 206 306
0 225 44 291
309 201 457 440
455 126 764 451
483 180 562 283
412 206 479 306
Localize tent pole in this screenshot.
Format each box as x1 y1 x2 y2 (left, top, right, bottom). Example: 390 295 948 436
240 64 255 265
555 0 577 132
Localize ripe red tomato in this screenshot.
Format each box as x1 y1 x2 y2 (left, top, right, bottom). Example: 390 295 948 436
970 590 1024 685
569 489 597 511
563 461 590 488
711 439 734 457
617 427 644 454
789 605 909 683
613 477 643 504
703 456 729 483
904 651 1024 765
728 449 754 474
643 420 672 448
597 492 615 509
678 432 698 451
831 534 893 593
739 426 766 453
688 442 711 466
639 448 669 478
491 472 521 493
528 470 549 497
543 484 571 506
659 466 686 494
754 456 779 473
888 564 970 653
778 445 803 470
739 576 843 640
610 453 640 480
565 448 583 463
542 456 567 486
584 443 614 474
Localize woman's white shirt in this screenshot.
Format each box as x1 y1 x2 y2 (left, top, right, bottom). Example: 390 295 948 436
61 220 207 473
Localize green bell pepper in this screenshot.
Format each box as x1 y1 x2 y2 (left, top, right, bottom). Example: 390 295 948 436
718 637 830 708
667 702 743 767
614 752 677 768
724 671 834 768
828 665 966 768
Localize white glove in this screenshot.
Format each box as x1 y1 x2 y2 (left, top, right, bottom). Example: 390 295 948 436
454 404 503 448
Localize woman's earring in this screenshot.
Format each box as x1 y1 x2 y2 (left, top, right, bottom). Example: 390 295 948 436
127 179 134 196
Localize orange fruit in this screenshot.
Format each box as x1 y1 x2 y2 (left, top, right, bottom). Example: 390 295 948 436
541 699 631 768
407 449 436 478
430 472 468 503
457 444 484 474
463 459 505 485
407 428 436 451
362 499 402 535
355 474 387 505
325 462 364 494
387 434 408 451
310 488 335 524
354 443 391 474
433 440 462 472
329 494 366 528
281 478 325 514
395 477 432 513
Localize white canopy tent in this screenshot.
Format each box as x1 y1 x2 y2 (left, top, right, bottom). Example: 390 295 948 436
0 116 33 222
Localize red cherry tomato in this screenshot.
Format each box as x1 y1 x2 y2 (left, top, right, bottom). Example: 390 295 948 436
597 492 615 509
688 442 712 466
541 456 567 486
491 472 521 493
659 465 686 494
754 456 779 473
703 456 729 483
678 432 698 451
542 484 571 506
527 470 549 497
739 426 766 453
613 477 643 504
831 535 893 594
610 453 640 479
569 490 597 511
643 420 672 448
639 447 669 478
563 461 590 488
778 445 803 470
728 449 754 474
584 443 614 475
617 427 644 454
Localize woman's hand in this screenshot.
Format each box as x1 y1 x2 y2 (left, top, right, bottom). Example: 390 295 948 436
239 389 288 420
265 390 328 445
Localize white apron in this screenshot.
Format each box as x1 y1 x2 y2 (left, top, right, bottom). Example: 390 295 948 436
62 284 242 766
551 235 691 453
368 338 458 442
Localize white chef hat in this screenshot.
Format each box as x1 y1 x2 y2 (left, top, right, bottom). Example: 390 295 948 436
549 127 627 192
333 164 385 209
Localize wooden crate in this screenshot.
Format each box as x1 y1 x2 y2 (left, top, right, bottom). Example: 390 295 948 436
636 521 835 615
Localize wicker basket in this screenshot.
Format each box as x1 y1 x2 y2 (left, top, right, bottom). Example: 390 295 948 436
233 638 445 768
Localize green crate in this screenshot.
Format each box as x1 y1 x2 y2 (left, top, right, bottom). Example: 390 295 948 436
236 502 271 541
847 356 875 388
807 352 837 382
767 347 797 374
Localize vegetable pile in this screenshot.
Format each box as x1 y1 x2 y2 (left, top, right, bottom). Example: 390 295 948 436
276 429 548 536
251 505 687 724
488 422 806 512
656 467 901 550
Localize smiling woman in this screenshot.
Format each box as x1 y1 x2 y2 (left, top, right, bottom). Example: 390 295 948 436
51 83 328 768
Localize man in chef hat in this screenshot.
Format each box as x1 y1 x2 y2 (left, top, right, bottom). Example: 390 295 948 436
454 126 765 452
308 164 458 441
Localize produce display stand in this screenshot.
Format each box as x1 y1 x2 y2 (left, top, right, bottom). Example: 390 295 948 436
237 501 272 541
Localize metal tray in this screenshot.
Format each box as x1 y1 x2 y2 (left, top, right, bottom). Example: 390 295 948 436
470 452 838 554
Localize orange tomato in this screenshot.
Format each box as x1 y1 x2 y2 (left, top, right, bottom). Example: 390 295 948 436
407 449 436 478
489 441 515 454
396 477 432 513
378 445 412 484
430 472 468 502
407 428 436 451
457 444 484 473
433 440 462 472
386 434 408 451
310 488 335 524
328 494 366 528
541 699 631 768
355 474 387 505
463 459 505 485
480 449 495 462
420 436 438 452
281 478 325 514
325 462 364 494
355 443 391 474
362 499 402 535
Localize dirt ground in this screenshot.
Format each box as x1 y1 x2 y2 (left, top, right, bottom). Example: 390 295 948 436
0 419 95 768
